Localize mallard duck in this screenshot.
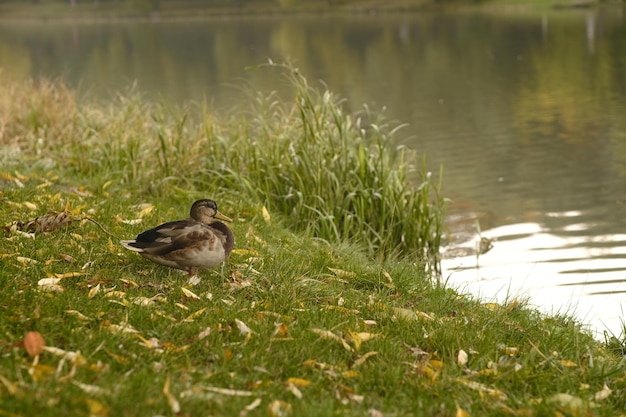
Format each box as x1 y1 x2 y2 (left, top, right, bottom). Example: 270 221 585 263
121 199 234 276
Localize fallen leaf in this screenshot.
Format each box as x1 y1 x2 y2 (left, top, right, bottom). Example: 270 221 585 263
163 375 181 414
0 374 20 395
53 272 85 278
268 400 292 417
285 382 302 399
594 384 612 401
17 256 38 265
245 398 262 411
235 319 252 336
38 278 62 286
312 328 352 352
58 254 77 264
201 386 254 396
327 267 356 279
181 287 200 299
457 349 468 367
353 351 378 368
88 283 101 299
455 404 471 417
558 359 577 368
393 307 417 321
72 381 110 396
286 377 310 388
198 327 211 340
456 378 508 401
64 310 92 321
548 393 584 409
43 346 84 363
262 206 271 223
24 331 45 357
85 398 109 417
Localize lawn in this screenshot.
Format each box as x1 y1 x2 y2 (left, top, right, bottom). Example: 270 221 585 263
1 64 625 416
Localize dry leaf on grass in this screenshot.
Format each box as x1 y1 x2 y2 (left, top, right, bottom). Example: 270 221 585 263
163 375 181 414
312 328 352 352
23 331 45 357
268 400 292 417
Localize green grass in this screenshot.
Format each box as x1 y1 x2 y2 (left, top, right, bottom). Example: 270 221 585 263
1 67 626 416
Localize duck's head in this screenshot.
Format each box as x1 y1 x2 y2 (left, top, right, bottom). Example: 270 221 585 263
190 199 233 224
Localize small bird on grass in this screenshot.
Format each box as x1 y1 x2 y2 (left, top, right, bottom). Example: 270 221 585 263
121 199 234 277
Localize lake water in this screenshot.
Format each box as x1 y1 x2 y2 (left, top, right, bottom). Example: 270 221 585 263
1 7 625 339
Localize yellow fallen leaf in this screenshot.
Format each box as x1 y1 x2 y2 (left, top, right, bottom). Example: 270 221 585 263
106 323 139 334
29 363 56 382
285 382 302 399
392 307 418 321
64 310 92 321
201 386 254 396
498 344 519 356
231 248 260 256
181 287 200 299
85 399 109 417
72 381 110 396
268 400 292 417
327 267 356 279
53 272 85 278
456 378 508 401
558 359 577 368
594 384 612 401
115 216 143 225
311 328 353 352
272 322 289 337
43 346 84 363
416 311 434 321
548 393 583 409
457 349 468 367
0 374 20 395
198 327 211 340
183 307 208 322
137 204 155 218
38 283 64 293
17 256 38 265
353 351 378 368
133 296 156 306
245 398 262 411
236 319 252 336
38 278 62 286
262 206 271 223
104 290 126 298
341 370 359 378
286 378 310 388
455 404 471 417
163 375 181 414
88 283 101 298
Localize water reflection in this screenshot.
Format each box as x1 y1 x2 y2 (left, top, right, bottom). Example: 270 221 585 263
443 213 626 339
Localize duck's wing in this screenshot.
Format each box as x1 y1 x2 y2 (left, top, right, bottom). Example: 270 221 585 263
122 219 217 256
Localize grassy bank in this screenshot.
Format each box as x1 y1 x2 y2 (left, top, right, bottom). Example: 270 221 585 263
1 67 625 416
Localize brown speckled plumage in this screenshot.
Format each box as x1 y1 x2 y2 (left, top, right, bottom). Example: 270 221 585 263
121 199 234 276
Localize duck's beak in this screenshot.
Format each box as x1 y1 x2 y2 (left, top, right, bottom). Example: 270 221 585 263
215 211 233 222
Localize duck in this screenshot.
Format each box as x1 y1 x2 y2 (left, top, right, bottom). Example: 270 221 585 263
121 199 234 276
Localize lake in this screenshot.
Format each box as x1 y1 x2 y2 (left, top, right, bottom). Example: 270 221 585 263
1 7 625 338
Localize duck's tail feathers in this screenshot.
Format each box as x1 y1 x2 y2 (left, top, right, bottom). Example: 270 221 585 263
120 240 145 252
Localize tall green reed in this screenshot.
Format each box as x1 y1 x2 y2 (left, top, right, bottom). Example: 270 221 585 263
199 63 446 270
